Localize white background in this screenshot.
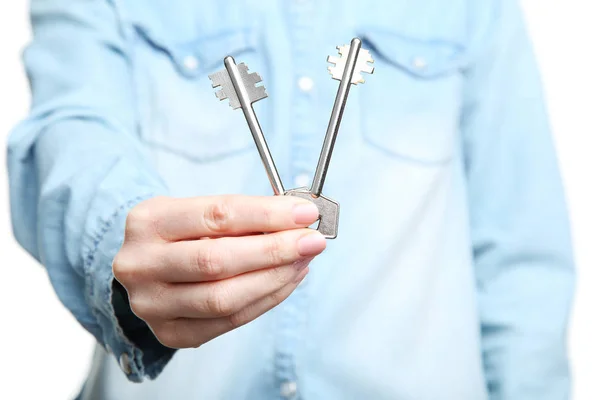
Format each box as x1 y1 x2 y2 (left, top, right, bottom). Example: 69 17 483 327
0 1 598 399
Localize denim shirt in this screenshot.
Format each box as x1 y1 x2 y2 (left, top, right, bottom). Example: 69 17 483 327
7 0 575 399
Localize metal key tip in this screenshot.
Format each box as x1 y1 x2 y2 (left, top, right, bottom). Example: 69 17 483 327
215 89 226 100
327 42 375 84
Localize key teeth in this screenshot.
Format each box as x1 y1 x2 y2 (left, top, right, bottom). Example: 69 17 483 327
327 55 340 64
215 89 227 100
208 61 271 106
336 44 348 57
229 99 241 110
248 72 263 84
253 86 269 102
208 75 221 88
327 45 375 83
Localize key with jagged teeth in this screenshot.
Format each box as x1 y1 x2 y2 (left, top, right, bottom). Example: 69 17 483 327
210 39 373 239
284 37 375 239
209 56 284 195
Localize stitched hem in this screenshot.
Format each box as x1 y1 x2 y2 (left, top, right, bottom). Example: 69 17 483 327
83 192 155 381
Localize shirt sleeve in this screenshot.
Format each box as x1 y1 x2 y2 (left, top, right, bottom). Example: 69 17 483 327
462 1 575 398
7 0 174 382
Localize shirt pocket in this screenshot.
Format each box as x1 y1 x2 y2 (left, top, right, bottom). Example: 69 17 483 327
358 28 467 164
127 7 262 162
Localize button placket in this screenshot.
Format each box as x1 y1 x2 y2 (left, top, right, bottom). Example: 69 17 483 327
272 1 317 396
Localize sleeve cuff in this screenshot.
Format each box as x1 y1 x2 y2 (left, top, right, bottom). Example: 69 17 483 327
82 190 175 382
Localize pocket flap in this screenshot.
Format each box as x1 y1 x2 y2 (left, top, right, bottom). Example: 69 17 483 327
135 26 258 78
360 29 466 78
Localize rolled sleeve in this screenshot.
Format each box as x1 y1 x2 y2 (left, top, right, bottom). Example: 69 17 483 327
462 0 575 398
82 187 174 381
7 0 174 381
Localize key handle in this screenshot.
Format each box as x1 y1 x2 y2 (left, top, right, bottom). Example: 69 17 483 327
284 188 339 239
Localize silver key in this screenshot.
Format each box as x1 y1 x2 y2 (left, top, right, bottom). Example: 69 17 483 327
285 38 375 239
209 56 285 195
210 39 374 239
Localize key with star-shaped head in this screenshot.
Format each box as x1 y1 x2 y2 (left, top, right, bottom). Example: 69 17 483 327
209 56 285 195
284 38 375 239
209 59 335 237
209 39 374 239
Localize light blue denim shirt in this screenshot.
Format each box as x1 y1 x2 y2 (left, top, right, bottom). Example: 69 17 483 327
8 0 575 399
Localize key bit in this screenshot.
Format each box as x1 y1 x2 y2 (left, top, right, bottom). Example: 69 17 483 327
311 37 374 198
209 62 268 110
284 188 339 239
209 57 284 195
287 37 374 240
327 44 374 84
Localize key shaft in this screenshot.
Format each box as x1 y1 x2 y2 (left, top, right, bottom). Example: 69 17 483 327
310 38 362 197
223 56 285 195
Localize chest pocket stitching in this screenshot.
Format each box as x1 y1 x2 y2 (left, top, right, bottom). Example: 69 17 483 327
129 22 262 163
358 28 467 164
134 26 258 78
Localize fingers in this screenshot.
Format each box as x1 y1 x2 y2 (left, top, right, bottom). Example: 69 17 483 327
156 229 326 283
131 195 320 242
151 269 308 349
158 257 314 319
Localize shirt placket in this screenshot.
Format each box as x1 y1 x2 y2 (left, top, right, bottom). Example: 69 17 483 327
275 1 320 399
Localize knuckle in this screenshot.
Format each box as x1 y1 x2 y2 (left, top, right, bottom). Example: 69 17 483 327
227 310 250 330
148 282 170 315
113 246 160 284
267 265 293 287
203 199 233 233
268 287 288 307
125 201 163 240
154 321 185 349
129 294 153 320
264 234 287 267
259 205 275 227
112 251 137 284
126 203 153 228
194 246 224 278
227 287 290 329
204 284 234 317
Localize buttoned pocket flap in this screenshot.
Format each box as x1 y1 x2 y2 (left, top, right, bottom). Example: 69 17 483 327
358 28 467 163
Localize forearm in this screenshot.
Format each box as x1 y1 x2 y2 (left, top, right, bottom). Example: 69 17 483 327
7 0 174 381
8 115 172 380
461 0 575 397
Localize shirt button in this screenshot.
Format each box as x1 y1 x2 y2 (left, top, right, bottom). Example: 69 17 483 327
298 76 314 92
280 381 298 399
294 173 311 188
119 353 132 375
412 56 427 70
183 55 199 71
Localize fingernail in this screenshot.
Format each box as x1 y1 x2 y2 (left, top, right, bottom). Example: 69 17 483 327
292 257 314 272
297 232 326 257
292 202 319 225
293 267 309 283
